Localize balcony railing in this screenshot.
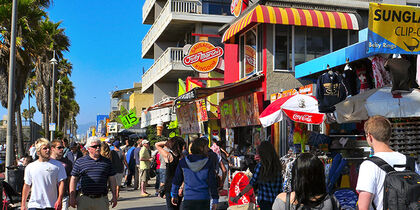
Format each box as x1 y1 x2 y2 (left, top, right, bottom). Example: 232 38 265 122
142 47 190 92
142 0 202 58
142 0 156 24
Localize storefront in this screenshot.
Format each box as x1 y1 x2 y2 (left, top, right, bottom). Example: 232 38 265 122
261 3 420 207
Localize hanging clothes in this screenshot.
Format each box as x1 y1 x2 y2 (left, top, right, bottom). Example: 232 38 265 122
316 72 348 113
417 55 420 86
384 57 411 93
280 154 296 193
370 55 392 88
343 65 359 96
355 65 371 93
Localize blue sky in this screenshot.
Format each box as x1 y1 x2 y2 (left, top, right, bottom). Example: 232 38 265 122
0 0 153 133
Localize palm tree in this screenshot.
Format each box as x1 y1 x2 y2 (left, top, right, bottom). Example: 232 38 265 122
34 18 70 138
0 0 51 157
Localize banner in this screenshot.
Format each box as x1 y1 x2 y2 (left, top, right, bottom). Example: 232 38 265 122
177 103 201 134
368 3 420 54
220 92 261 128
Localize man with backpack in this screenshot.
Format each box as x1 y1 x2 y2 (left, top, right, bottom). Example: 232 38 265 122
356 115 420 210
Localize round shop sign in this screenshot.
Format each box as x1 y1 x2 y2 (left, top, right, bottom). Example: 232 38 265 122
245 45 256 76
183 42 224 73
231 0 243 17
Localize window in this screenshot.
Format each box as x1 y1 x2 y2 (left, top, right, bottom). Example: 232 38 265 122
294 27 306 66
242 28 257 78
274 25 292 70
306 27 330 60
333 29 348 51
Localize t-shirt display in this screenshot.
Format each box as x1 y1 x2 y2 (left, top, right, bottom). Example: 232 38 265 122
384 58 411 93
316 72 348 113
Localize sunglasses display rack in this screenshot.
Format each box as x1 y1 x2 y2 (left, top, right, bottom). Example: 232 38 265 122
389 118 420 156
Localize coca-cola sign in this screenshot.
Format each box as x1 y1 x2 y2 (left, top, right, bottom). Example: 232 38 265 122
283 109 325 125
183 42 224 73
292 113 313 123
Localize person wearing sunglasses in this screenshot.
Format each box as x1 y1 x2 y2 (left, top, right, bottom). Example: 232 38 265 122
21 138 67 210
51 139 74 210
69 137 118 210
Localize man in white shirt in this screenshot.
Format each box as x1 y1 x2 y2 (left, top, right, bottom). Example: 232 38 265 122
356 115 406 210
21 138 67 210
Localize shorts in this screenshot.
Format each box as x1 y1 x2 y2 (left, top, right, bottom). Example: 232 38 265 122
157 168 166 183
114 173 123 186
140 169 149 182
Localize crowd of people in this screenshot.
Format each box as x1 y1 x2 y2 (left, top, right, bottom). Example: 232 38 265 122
17 116 416 210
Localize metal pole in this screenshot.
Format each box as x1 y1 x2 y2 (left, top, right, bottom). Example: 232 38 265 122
50 53 57 141
5 0 19 182
57 81 61 132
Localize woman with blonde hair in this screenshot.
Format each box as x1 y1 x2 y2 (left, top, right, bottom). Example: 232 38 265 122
100 142 112 159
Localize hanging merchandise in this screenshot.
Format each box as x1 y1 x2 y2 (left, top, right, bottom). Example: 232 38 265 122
355 63 372 93
316 71 348 113
384 56 411 93
369 55 392 89
280 153 296 193
417 55 420 86
342 64 359 96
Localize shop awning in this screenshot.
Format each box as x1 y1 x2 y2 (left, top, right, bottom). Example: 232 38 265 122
175 73 264 103
222 5 360 43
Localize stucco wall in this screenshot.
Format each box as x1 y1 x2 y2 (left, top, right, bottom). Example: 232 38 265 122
153 82 177 104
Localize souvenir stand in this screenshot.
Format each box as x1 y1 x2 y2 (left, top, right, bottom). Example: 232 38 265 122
288 3 420 209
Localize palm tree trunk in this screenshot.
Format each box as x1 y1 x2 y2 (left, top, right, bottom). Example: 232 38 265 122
16 105 24 158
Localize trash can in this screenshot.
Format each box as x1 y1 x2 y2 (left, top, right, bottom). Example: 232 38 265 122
6 166 24 194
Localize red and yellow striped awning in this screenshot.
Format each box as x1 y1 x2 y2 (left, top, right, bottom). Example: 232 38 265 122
222 5 360 43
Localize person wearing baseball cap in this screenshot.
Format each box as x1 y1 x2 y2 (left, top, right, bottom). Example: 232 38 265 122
139 139 152 196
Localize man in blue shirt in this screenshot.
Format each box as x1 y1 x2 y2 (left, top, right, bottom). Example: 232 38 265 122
69 137 117 210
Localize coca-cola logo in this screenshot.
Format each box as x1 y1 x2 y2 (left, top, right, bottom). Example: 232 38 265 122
231 0 239 14
292 114 313 123
245 54 255 66
183 47 223 65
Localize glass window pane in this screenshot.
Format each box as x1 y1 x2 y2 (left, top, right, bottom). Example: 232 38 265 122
350 30 358 45
306 27 330 61
244 28 257 77
275 25 291 70
294 27 306 66
333 29 348 51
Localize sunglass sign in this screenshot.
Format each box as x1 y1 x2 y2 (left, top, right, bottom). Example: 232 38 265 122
183 42 224 73
368 3 420 54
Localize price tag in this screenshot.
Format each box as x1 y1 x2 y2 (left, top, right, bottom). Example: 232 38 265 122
118 110 139 129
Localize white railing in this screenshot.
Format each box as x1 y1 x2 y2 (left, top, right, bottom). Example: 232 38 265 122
142 47 189 92
142 0 202 58
142 0 156 23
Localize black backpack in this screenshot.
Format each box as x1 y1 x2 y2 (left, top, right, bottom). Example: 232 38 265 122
368 156 420 210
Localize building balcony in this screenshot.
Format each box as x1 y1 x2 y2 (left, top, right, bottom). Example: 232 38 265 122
142 0 156 25
142 0 234 59
141 47 193 92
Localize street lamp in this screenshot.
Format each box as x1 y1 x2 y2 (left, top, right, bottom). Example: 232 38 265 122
50 55 58 141
57 79 63 133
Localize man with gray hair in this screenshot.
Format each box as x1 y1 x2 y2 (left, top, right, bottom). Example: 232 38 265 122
69 137 118 209
21 138 67 210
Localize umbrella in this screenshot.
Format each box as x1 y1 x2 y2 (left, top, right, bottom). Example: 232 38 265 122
259 94 325 127
334 87 420 123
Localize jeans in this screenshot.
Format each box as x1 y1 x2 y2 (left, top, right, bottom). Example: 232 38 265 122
182 200 210 210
